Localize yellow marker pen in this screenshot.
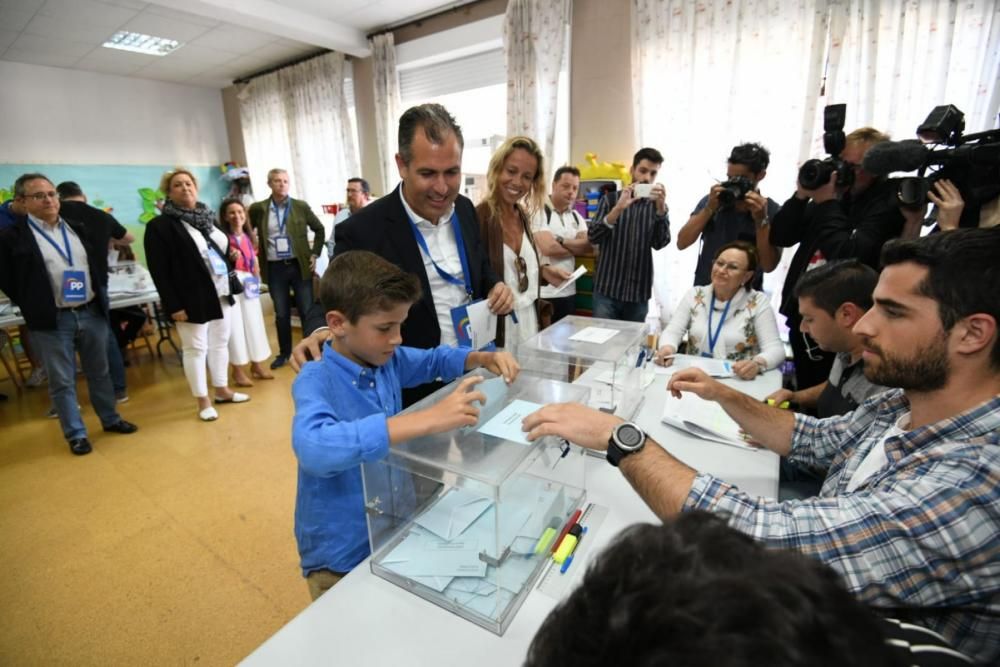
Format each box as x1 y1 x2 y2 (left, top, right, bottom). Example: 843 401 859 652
553 524 583 564
534 527 558 555
765 398 791 409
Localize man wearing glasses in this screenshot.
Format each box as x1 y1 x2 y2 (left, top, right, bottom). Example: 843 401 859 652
0 174 138 456
676 143 781 290
769 127 909 390
325 178 372 259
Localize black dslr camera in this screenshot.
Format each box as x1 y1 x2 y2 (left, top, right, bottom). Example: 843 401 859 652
717 176 754 207
798 104 855 190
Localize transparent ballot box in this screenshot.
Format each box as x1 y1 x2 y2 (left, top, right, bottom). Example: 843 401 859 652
363 372 588 635
517 315 647 420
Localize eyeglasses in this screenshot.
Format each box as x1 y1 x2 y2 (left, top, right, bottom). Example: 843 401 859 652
23 191 59 202
514 256 529 293
713 259 747 272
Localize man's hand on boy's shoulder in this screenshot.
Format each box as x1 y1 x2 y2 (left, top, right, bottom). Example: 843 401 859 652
467 350 520 383
291 327 332 371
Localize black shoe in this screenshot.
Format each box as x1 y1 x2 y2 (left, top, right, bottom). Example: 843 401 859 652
69 437 92 455
270 355 288 370
103 419 139 434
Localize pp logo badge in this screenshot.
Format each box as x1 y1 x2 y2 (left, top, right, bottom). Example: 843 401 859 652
61 270 87 302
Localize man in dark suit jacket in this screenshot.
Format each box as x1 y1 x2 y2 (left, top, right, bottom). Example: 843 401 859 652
0 173 137 455
296 103 514 406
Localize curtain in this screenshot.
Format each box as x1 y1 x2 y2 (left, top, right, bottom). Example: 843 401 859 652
632 0 831 313
504 0 572 164
823 0 1000 141
238 51 359 212
631 0 1000 315
370 33 402 196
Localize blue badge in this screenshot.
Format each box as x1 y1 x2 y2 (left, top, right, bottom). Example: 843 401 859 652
208 248 228 276
62 270 87 302
243 276 260 299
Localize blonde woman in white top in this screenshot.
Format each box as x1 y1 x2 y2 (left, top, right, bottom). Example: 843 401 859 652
655 240 784 379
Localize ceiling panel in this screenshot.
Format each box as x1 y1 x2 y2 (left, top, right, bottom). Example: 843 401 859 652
0 7 36 32
37 0 138 28
23 13 124 42
187 25 279 54
0 0 484 89
120 12 214 42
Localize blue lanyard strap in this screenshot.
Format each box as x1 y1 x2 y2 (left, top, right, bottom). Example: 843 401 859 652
407 210 473 297
271 198 290 234
231 234 254 272
706 291 732 355
28 218 73 265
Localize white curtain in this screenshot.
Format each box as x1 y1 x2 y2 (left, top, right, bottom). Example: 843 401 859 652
632 0 830 314
504 0 572 164
823 0 1000 141
370 33 402 196
632 0 1000 316
238 51 359 211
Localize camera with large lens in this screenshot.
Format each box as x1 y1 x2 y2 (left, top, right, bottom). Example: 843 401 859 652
717 176 754 207
798 104 855 190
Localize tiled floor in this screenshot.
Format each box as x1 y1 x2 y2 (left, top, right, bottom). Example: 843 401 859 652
0 329 309 665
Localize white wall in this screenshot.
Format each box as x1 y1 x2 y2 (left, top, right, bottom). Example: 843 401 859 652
0 60 228 165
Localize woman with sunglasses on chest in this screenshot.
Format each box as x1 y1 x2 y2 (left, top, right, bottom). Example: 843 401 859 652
476 137 572 348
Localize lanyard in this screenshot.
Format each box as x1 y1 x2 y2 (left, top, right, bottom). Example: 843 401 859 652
231 234 254 272
407 210 473 298
271 198 290 235
706 291 732 355
28 218 74 265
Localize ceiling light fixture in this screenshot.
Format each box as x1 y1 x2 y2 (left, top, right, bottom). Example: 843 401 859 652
103 31 183 56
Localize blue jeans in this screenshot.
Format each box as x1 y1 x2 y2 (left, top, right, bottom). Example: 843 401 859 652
267 260 315 357
30 303 121 441
98 285 126 395
591 291 648 323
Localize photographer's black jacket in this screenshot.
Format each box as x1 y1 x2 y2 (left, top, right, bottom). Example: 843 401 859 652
770 178 904 319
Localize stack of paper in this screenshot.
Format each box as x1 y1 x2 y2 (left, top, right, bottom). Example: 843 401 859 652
660 392 757 451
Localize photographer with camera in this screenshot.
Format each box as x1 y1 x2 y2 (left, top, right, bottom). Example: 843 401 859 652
677 143 781 290
771 121 907 389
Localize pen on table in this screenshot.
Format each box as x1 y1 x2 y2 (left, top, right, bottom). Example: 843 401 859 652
557 525 588 571
554 524 583 564
635 349 646 368
551 508 582 554
533 519 561 555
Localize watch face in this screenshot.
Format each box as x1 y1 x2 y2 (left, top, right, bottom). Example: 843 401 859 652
616 424 644 450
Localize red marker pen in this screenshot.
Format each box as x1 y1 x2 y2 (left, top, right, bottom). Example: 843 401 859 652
550 508 582 554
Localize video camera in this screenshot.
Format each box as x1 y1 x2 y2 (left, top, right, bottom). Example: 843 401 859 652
798 104 855 190
862 105 1000 223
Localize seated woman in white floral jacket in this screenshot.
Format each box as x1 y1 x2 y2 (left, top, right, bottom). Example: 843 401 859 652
655 240 784 380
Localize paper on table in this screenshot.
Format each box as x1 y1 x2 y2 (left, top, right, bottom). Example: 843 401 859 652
382 530 487 578
414 487 493 540
476 399 545 445
568 326 620 345
550 265 588 296
466 299 497 349
654 354 734 377
661 391 757 451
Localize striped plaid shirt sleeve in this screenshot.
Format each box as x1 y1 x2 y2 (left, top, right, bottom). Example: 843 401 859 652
683 392 1000 663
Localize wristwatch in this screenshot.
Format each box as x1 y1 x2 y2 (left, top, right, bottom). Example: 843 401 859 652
555 235 566 246
606 422 647 467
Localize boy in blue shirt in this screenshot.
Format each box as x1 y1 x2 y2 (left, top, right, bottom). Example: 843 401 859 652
292 250 519 600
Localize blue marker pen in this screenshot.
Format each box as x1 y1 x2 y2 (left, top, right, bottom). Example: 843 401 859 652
510 311 519 325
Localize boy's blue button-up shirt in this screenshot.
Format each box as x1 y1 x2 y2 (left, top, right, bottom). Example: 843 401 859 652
291 342 470 575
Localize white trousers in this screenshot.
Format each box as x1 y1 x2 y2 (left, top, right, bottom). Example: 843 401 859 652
228 272 272 365
175 302 231 397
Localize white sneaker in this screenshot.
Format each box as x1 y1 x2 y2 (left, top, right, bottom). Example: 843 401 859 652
26 367 46 387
